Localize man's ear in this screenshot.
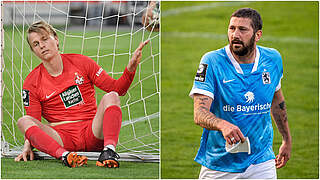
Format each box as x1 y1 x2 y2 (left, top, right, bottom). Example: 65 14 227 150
255 30 262 42
54 35 59 50
27 35 34 52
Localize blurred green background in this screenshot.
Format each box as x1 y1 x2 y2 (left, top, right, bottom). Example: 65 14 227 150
161 1 318 179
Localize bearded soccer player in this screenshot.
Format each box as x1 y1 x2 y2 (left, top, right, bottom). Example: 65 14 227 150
15 21 149 168
189 8 291 178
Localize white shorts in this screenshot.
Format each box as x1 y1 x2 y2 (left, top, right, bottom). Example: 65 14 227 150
199 159 277 179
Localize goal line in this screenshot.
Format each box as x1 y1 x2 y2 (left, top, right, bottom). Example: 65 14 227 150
1 112 160 162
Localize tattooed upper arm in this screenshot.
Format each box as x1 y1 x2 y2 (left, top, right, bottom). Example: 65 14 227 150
193 94 212 114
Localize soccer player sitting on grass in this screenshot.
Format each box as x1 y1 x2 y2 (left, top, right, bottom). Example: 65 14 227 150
14 20 149 168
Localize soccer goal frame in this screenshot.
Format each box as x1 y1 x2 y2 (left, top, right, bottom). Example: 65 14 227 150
1 1 160 163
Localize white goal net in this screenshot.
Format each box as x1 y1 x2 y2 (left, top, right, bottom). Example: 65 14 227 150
1 1 160 162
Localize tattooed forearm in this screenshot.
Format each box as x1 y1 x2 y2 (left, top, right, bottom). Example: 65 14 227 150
194 95 222 130
272 100 290 140
274 101 288 123
279 101 286 110
195 106 222 130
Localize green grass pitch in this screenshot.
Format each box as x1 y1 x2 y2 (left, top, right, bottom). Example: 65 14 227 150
1 158 159 179
161 1 318 179
2 23 159 178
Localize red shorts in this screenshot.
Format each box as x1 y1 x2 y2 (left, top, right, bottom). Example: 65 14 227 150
50 120 104 152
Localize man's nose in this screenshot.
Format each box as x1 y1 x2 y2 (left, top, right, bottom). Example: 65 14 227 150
39 41 45 49
232 28 241 39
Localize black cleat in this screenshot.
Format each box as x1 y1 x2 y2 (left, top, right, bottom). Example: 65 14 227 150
96 148 120 168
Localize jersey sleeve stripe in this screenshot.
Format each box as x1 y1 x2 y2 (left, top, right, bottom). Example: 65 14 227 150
275 75 283 92
189 88 214 100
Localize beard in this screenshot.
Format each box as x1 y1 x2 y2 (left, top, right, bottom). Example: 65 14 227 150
229 34 255 56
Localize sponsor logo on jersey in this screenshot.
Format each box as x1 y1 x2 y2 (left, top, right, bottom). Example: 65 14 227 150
244 91 255 103
96 68 103 77
223 91 270 114
74 72 84 85
60 85 83 108
195 63 208 82
262 72 271 84
22 89 29 106
223 79 235 83
46 91 56 99
223 103 271 114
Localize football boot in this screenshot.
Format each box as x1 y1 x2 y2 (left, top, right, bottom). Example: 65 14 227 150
62 152 88 168
96 148 120 168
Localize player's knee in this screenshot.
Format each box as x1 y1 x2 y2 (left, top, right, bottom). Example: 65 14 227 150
102 92 120 107
17 115 30 127
17 115 37 132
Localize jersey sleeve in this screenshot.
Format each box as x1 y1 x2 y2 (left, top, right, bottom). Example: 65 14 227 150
83 56 135 96
274 50 284 91
189 53 216 100
22 82 42 121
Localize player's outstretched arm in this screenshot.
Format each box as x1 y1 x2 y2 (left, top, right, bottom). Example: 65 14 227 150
127 40 150 72
193 94 245 145
14 139 34 162
271 89 292 169
93 40 150 96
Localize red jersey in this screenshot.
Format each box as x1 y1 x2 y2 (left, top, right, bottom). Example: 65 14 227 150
22 54 135 123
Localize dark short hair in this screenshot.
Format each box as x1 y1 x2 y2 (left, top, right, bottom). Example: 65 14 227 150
231 8 262 32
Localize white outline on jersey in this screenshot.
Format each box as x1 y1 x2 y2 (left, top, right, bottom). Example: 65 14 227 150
46 91 56 99
225 45 260 74
275 78 282 91
189 88 214 100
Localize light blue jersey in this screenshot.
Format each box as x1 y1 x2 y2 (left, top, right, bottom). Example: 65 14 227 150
189 45 283 173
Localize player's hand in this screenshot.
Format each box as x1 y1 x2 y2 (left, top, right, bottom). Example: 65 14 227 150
127 40 150 72
142 1 159 32
14 140 34 162
218 120 245 145
145 2 155 20
275 140 291 169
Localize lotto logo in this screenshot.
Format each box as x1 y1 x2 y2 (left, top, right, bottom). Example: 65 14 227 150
96 68 103 77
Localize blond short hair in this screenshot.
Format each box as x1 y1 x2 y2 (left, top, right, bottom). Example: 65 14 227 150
27 20 58 50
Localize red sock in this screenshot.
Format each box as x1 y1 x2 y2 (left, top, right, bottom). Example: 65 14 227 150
103 105 122 148
25 126 67 159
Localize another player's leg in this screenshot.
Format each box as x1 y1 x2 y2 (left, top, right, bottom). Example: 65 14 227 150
16 115 87 167
92 92 122 168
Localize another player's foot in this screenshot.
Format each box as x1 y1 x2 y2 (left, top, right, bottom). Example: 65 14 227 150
62 152 88 168
96 148 120 168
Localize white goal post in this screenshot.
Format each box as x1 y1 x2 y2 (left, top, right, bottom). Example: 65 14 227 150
1 1 160 162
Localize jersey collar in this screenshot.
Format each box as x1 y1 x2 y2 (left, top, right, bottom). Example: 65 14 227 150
225 44 260 74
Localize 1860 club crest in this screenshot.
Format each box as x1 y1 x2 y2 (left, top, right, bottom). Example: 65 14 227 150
262 71 271 84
